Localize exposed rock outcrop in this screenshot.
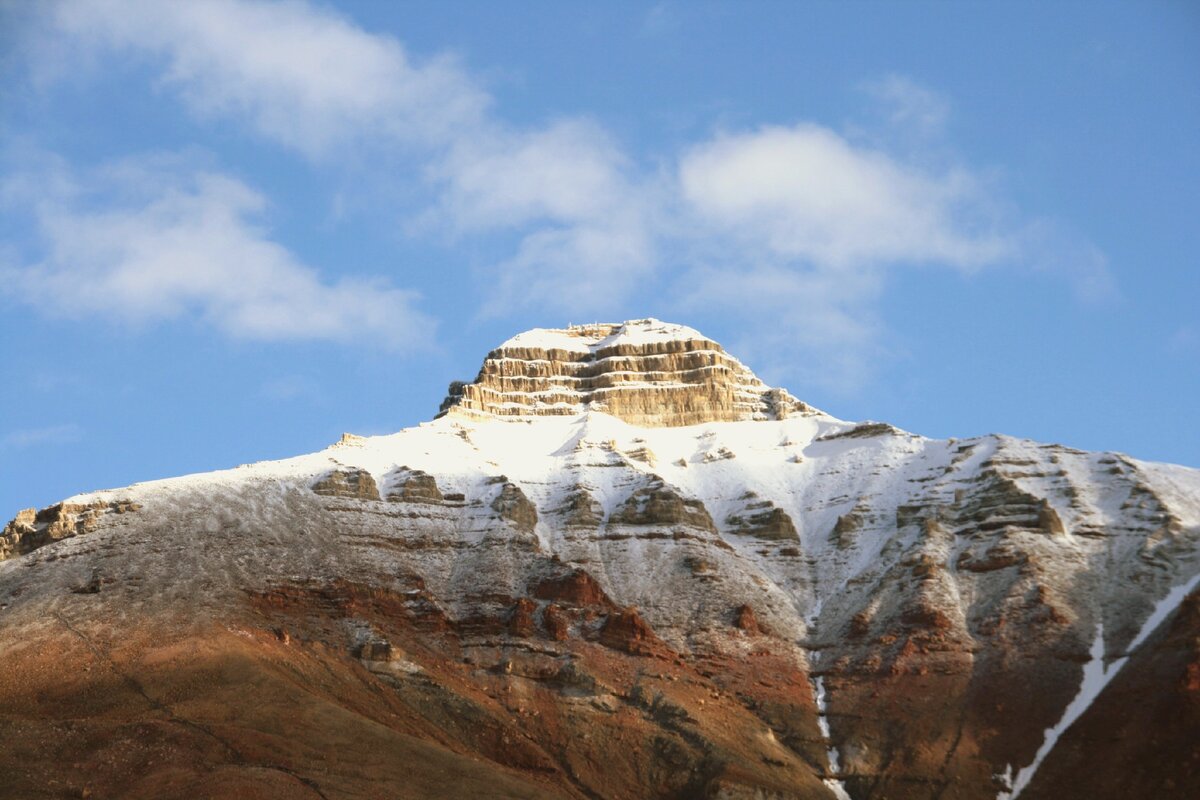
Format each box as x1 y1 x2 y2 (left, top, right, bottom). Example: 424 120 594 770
1 500 141 560
532 569 613 608
312 468 379 500
598 606 669 656
387 468 443 504
437 318 812 427
611 476 716 532
491 481 538 532
554 486 603 529
725 502 799 542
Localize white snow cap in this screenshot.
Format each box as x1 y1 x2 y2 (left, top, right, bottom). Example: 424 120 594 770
499 319 711 354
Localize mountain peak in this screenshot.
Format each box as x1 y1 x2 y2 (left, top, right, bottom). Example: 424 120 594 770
499 318 705 353
438 319 814 427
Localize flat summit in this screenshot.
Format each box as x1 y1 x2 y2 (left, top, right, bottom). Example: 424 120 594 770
439 318 808 426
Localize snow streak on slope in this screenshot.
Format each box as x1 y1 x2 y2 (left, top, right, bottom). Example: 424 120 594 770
998 571 1200 799
812 654 853 800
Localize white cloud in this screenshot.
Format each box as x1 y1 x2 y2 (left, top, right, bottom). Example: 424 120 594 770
51 0 486 158
2 424 82 449
675 264 886 393
44 0 658 318
259 375 323 402
671 122 1025 391
435 119 632 231
669 115 1123 391
2 153 432 348
679 123 1010 270
486 215 657 318
25 4 1114 391
862 74 951 137
431 120 659 317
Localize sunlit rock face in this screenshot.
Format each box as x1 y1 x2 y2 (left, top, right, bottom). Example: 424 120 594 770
438 318 811 427
2 320 1199 800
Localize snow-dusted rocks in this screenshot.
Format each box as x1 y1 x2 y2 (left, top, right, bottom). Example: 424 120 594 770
1 320 1199 800
438 318 811 426
0 498 141 559
311 467 380 500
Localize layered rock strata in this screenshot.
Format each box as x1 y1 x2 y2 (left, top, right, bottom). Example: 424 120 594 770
2 321 1199 800
438 318 811 427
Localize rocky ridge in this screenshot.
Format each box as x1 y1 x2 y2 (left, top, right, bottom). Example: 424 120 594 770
1 320 1199 800
437 318 811 427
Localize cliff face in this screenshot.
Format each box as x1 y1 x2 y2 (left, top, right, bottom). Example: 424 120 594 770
437 318 810 427
2 320 1199 800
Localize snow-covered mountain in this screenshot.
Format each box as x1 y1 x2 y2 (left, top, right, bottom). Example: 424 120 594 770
3 319 1198 800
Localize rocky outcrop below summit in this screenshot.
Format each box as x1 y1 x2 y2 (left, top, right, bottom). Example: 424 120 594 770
311 467 379 500
1 499 141 560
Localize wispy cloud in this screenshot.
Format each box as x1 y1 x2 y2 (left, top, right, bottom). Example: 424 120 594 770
670 122 1018 390
862 74 951 138
430 119 658 317
2 150 433 348
21 1 1114 391
2 423 82 448
639 3 680 38
1168 324 1198 355
679 123 1008 268
44 0 648 319
675 264 886 392
50 0 487 158
259 375 323 403
1017 220 1118 306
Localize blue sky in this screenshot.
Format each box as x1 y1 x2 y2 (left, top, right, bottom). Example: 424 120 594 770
1 0 1198 521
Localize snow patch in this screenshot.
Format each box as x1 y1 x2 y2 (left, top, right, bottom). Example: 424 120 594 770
810 651 853 798
500 318 708 354
1000 570 1200 799
823 779 854 800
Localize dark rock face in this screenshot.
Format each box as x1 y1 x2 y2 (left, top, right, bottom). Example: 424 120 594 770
726 504 799 542
733 604 762 634
507 598 539 637
312 468 380 500
599 607 669 656
556 487 603 529
387 469 443 504
492 482 538 532
816 421 900 441
358 640 398 662
542 604 570 641
611 478 715 532
956 540 1027 572
1017 588 1200 800
532 569 613 608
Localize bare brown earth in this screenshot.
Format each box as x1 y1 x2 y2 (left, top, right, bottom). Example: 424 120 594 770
1020 587 1200 800
4 576 1197 799
0 574 838 800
